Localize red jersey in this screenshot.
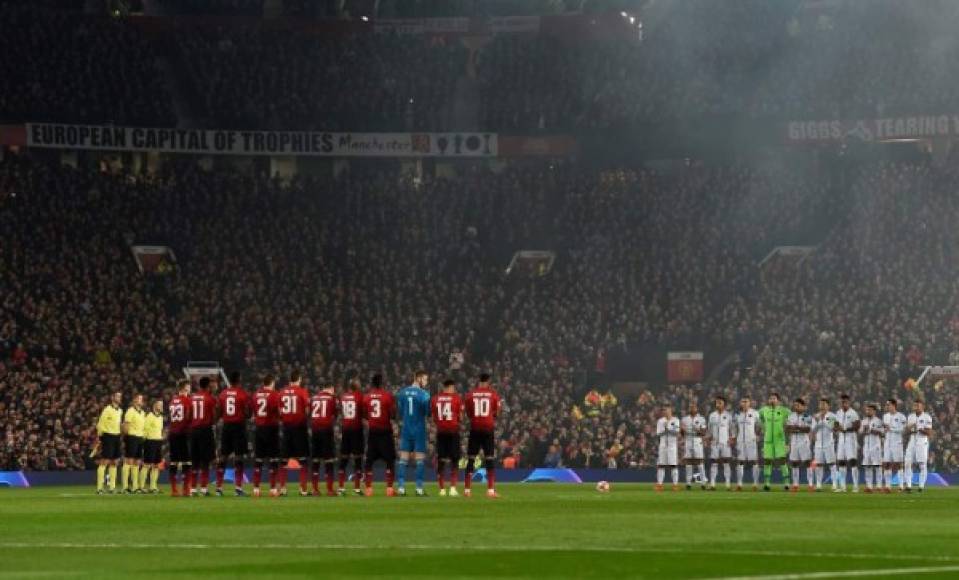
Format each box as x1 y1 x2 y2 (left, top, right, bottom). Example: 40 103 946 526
363 388 395 432
218 386 250 424
168 394 192 434
432 392 463 433
465 386 500 432
339 390 364 431
278 385 310 427
310 391 338 431
252 387 280 428
189 390 217 429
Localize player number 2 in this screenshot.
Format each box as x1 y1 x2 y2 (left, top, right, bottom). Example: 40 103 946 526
281 395 296 414
437 401 452 421
473 398 490 417
256 398 268 417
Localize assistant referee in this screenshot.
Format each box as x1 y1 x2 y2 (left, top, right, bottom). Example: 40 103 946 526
95 390 123 494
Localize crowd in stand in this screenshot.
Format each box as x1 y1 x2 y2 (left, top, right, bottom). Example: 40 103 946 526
3 152 958 472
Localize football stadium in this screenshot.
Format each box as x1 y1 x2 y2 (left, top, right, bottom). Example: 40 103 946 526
2 0 959 578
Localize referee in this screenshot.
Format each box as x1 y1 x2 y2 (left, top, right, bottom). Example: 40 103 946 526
143 400 165 494
95 390 123 494
122 394 147 494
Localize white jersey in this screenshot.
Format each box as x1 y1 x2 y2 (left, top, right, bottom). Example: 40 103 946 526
835 408 860 461
860 416 884 466
708 410 733 459
883 411 907 463
787 411 812 462
681 414 707 459
905 412 933 465
657 416 681 466
812 411 838 463
734 409 760 461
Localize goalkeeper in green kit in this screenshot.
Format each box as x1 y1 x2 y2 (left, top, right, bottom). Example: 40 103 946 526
759 392 791 491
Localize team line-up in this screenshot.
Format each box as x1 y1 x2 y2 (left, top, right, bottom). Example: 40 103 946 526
93 371 502 498
655 392 934 493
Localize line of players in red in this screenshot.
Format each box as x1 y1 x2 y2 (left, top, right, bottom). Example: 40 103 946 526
166 371 502 498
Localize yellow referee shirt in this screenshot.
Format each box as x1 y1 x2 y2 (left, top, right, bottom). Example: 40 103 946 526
96 405 122 436
144 412 164 441
123 407 146 438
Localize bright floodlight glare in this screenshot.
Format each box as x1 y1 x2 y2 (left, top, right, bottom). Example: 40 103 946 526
630 16 635 24
361 15 369 21
620 11 628 17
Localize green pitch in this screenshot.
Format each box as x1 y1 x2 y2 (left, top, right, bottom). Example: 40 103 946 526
2 484 959 579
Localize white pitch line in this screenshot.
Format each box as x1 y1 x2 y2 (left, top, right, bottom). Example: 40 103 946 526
0 542 957 565
702 564 959 580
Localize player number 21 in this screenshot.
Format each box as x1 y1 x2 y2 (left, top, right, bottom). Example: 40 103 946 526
473 398 490 417
312 399 328 417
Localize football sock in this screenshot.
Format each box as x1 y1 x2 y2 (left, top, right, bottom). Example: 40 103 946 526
450 464 458 488
465 457 475 490
216 463 226 489
851 466 859 489
806 467 814 486
364 470 374 490
722 463 731 485
269 462 278 489
875 467 883 488
709 463 718 486
751 464 760 484
278 465 288 488
865 468 873 488
353 458 363 490
670 468 678 485
415 459 425 490
107 465 117 490
139 465 149 490
252 462 262 488
169 464 179 493
838 466 847 488
235 461 244 487
200 466 210 489
299 464 308 492
897 468 905 489
121 464 130 490
762 464 772 484
311 463 321 492
780 464 790 483
150 466 159 490
919 462 928 488
486 462 496 491
96 465 106 491
904 464 913 488
736 464 744 486
791 467 799 484
386 468 395 489
698 464 706 483
438 460 447 490
884 469 893 488
829 465 838 488
684 465 693 484
337 468 346 489
815 466 824 486
656 468 665 485
325 463 335 493
396 459 408 488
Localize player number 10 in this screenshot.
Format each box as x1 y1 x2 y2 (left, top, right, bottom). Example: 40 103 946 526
473 398 490 417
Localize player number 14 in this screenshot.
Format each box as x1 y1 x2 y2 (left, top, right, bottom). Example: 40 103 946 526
437 401 453 421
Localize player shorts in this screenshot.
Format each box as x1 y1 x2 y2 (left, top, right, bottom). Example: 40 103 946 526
467 430 495 458
99 433 121 460
737 442 759 462
366 429 396 465
657 444 678 466
191 427 215 464
683 439 704 461
905 439 929 464
143 440 163 464
435 432 461 461
399 430 427 454
836 435 859 463
883 439 904 464
168 432 190 464
310 429 336 461
710 443 732 460
814 442 836 464
220 422 248 457
763 440 787 460
789 439 812 463
124 435 144 460
340 428 364 457
254 425 280 460
861 444 882 467
283 425 309 459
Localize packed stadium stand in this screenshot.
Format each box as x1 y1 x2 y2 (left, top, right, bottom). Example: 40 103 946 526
2 0 958 474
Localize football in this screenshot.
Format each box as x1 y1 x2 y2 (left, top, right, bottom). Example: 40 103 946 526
595 480 611 493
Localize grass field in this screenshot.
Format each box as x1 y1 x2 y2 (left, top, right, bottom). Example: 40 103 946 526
2 484 958 579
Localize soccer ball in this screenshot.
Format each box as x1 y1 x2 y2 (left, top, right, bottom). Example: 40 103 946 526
596 480 611 493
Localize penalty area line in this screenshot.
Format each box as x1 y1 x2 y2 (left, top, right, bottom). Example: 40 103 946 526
0 543 957 565
700 564 959 580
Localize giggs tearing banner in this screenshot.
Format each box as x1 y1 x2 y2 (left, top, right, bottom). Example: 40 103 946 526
26 124 498 157
786 114 959 143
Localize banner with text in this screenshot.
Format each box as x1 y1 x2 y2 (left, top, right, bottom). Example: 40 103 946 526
26 124 498 157
787 114 959 143
666 352 704 384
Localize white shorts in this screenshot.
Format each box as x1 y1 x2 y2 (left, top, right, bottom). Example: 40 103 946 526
684 439 704 461
836 436 859 462
737 442 759 462
905 439 929 464
814 443 836 464
883 439 904 464
861 445 882 467
710 443 732 460
658 444 678 466
789 440 811 462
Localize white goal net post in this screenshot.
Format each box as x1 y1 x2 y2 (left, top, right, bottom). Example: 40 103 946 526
182 361 230 393
913 365 959 394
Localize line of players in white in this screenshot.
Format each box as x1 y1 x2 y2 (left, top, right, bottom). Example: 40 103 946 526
655 395 934 493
